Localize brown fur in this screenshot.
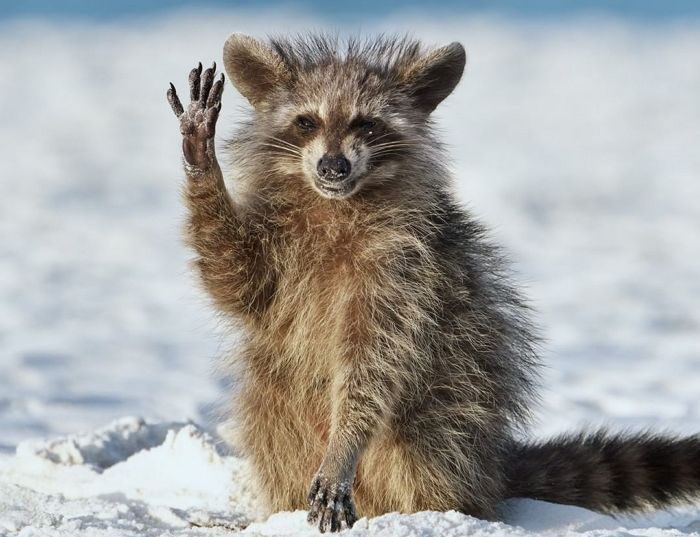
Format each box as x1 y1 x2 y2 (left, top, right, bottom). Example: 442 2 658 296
167 34 700 532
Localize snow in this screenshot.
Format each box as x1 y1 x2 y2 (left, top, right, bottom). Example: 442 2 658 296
1 7 700 537
0 418 255 535
3 418 700 537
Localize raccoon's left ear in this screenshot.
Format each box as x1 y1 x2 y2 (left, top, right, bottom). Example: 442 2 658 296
223 33 290 109
400 42 466 114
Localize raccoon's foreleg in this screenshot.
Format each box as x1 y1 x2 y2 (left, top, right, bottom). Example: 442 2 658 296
168 63 274 319
307 358 387 532
306 362 380 532
307 273 432 532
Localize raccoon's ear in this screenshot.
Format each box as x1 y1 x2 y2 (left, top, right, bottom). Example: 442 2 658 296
223 33 289 109
400 42 466 114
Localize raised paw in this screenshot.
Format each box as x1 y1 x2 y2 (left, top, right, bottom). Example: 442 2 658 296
167 62 225 169
307 472 357 533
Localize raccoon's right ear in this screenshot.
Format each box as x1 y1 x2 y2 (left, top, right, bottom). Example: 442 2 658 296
223 33 290 109
399 42 466 114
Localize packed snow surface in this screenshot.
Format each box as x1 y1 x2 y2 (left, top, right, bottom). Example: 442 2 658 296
3 417 700 536
1 8 700 537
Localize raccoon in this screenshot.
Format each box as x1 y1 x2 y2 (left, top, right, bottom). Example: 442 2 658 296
167 34 700 533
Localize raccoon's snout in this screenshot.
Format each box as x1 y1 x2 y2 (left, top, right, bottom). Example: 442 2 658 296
317 154 351 182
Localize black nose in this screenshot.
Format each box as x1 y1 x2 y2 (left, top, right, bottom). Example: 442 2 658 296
317 154 351 181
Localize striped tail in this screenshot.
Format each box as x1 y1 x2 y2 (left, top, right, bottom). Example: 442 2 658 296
506 430 700 512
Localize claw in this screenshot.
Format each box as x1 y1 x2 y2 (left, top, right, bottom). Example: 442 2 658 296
308 484 325 524
320 503 332 533
189 62 202 101
307 474 357 532
207 74 225 108
199 63 216 105
331 501 342 533
345 496 358 527
167 83 184 117
307 476 321 504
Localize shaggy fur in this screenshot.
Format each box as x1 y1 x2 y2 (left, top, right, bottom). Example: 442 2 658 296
167 34 700 532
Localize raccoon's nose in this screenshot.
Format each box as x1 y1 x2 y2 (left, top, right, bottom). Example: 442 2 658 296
317 153 351 181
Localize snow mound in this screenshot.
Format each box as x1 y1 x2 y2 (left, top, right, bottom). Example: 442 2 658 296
2 418 700 536
16 416 188 470
0 418 256 535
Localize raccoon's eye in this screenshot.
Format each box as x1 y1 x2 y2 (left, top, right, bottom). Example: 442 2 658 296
295 115 316 131
351 117 379 135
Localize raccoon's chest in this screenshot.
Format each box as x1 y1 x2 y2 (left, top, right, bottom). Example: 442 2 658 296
269 225 372 367
290 229 365 318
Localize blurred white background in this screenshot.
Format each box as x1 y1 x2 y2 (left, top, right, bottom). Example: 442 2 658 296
0 2 699 452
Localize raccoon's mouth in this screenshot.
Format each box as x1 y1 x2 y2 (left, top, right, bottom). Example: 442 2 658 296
313 177 358 199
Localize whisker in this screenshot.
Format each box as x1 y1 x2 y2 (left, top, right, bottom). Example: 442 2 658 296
369 140 421 148
265 154 299 161
371 146 409 151
262 154 301 163
367 136 423 148
260 141 302 152
265 136 303 152
259 143 303 157
369 146 417 155
370 153 406 159
260 149 301 159
369 148 416 158
264 155 301 164
369 144 420 152
365 132 395 145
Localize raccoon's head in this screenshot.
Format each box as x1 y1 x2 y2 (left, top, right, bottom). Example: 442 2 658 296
223 34 465 199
